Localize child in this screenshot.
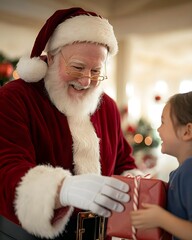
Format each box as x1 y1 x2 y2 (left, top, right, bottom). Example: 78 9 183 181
130 91 192 240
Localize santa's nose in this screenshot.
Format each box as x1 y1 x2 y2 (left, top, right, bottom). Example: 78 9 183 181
77 73 91 87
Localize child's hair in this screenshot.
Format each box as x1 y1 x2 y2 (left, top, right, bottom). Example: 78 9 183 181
168 91 192 130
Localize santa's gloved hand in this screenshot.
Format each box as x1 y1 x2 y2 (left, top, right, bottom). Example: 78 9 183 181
59 174 130 217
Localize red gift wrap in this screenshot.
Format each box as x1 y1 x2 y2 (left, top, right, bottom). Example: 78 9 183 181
107 175 171 240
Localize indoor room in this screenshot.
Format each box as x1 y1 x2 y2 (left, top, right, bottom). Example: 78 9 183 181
1 0 192 181
1 1 192 239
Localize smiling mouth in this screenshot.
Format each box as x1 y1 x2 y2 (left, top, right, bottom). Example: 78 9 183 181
70 83 90 91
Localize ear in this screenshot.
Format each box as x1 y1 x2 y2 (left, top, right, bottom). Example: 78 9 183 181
183 123 192 141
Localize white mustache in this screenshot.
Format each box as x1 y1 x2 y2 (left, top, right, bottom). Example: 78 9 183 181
69 81 90 90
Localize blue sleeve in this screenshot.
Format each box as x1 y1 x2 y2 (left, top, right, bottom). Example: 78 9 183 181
179 160 192 221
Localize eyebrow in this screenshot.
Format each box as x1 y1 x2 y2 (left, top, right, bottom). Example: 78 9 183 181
69 60 102 69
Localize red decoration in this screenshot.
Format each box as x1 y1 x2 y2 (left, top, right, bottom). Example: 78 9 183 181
120 106 128 119
0 62 14 78
154 95 161 102
126 125 136 134
143 153 157 168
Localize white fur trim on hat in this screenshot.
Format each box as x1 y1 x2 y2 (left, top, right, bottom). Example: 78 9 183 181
14 165 73 238
46 15 118 56
16 56 48 82
16 14 118 83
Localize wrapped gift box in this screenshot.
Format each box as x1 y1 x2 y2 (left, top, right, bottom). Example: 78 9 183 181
107 175 171 240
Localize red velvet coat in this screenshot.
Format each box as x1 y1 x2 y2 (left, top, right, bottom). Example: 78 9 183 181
0 79 136 238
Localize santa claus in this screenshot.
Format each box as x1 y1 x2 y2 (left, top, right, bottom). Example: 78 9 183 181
0 7 139 240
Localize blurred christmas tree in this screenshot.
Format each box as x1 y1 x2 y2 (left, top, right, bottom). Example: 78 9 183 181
131 118 160 154
0 52 19 86
123 118 160 154
120 107 161 170
120 106 160 154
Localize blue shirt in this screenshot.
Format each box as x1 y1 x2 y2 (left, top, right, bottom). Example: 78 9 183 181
167 157 192 240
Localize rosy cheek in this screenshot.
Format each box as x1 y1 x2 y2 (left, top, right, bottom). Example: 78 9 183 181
59 70 71 83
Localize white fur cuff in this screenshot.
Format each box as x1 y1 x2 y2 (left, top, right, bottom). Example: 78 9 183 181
14 165 73 238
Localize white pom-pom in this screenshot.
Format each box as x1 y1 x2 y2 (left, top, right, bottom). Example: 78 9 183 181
16 56 48 82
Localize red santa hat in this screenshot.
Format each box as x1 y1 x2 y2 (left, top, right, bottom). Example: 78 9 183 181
16 7 118 82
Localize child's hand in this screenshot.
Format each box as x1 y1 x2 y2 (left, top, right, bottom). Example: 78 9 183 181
130 202 164 229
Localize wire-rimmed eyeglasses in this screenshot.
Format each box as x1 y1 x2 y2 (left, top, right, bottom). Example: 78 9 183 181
60 51 108 82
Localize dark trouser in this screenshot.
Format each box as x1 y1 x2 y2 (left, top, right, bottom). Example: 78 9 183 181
0 215 108 240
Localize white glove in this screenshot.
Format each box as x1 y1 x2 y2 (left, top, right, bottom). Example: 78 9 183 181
60 174 130 217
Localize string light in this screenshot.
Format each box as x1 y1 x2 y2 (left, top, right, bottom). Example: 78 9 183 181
13 70 19 79
134 134 143 144
144 136 152 146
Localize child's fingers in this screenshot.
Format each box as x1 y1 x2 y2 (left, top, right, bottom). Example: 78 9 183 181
141 202 154 208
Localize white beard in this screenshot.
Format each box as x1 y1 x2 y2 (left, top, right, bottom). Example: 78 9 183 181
44 55 103 119
44 55 103 174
